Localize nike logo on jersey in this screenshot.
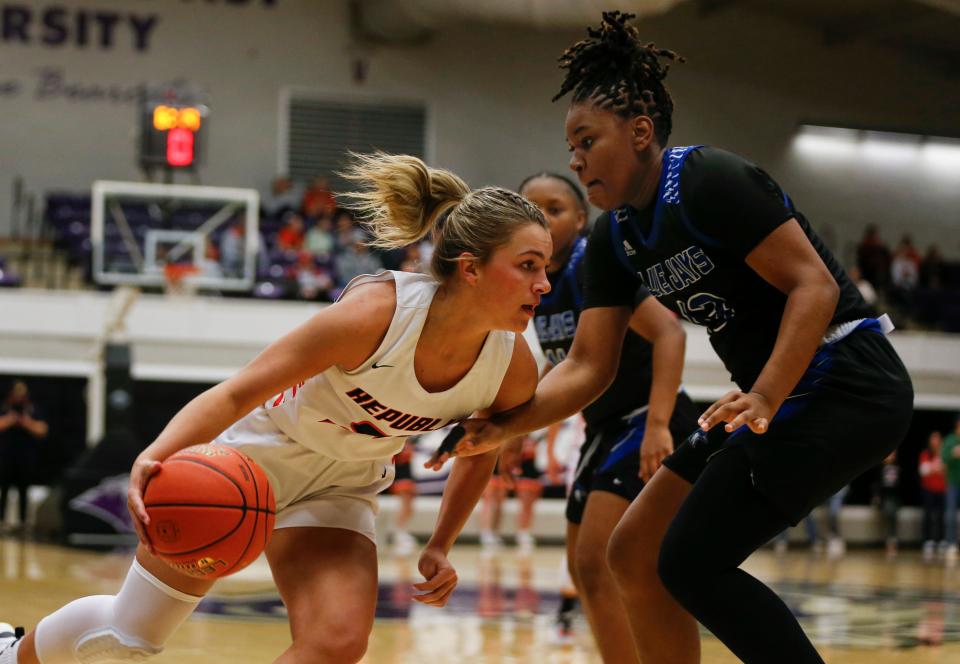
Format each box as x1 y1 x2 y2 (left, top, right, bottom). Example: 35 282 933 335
642 245 715 297
372 361 393 369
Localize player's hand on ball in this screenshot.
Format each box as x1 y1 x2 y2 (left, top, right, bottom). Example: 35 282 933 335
127 456 162 553
639 423 673 482
698 390 773 435
413 547 458 607
424 419 508 470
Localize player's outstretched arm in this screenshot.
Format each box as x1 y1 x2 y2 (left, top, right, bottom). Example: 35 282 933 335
427 306 630 471
413 335 538 608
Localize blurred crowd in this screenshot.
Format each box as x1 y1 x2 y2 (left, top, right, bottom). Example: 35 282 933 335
207 174 432 301
853 225 960 332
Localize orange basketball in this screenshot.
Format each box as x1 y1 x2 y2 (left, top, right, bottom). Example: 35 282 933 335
143 444 276 579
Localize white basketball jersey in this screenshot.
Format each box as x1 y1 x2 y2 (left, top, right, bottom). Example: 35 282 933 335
264 270 516 461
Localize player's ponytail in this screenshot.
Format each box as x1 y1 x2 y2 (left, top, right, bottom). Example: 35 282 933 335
341 152 469 249
344 153 547 280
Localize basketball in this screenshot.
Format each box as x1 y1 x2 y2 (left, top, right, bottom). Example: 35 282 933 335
142 444 275 579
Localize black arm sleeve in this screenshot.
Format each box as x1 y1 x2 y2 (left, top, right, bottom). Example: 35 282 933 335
683 148 795 258
582 213 643 310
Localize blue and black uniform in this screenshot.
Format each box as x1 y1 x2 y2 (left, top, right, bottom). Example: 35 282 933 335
533 236 699 524
584 146 913 664
583 145 913 524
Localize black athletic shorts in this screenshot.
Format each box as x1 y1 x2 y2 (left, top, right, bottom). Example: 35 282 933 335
662 320 913 525
566 391 700 524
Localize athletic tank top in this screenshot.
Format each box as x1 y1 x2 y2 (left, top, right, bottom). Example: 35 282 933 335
264 270 516 461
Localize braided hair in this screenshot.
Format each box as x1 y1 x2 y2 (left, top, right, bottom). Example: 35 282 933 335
554 10 685 146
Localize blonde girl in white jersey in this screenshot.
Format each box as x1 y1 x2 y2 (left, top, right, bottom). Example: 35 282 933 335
1 153 551 664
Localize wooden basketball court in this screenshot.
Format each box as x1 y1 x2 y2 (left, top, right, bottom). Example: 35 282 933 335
2 534 958 663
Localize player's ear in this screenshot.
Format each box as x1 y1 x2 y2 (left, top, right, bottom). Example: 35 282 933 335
457 253 481 285
630 115 656 152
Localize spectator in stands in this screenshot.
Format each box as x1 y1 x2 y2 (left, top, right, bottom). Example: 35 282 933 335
920 243 945 289
290 250 334 301
262 175 302 219
848 266 879 308
219 220 245 278
0 380 48 535
919 430 947 560
276 213 306 254
399 244 423 273
220 220 269 279
305 210 336 260
891 237 921 289
889 237 921 315
856 225 891 291
334 209 364 252
942 416 960 562
198 240 223 280
301 176 337 220
874 451 901 558
334 235 383 287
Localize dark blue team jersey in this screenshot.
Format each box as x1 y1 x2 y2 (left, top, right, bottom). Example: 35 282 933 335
534 236 655 429
583 145 872 391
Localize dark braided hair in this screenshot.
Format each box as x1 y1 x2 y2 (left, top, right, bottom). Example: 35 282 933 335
554 10 685 146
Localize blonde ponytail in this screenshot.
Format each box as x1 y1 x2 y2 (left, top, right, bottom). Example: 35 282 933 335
342 152 548 281
341 152 469 249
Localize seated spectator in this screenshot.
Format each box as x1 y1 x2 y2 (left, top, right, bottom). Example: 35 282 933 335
290 250 334 301
0 379 48 534
276 213 306 253
262 175 302 218
335 236 383 288
919 431 947 560
856 225 891 291
301 176 337 220
305 211 335 260
333 209 363 251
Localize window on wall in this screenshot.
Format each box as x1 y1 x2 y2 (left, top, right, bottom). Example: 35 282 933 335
285 96 427 189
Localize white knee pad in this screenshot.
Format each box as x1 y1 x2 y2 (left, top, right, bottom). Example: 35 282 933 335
35 560 202 664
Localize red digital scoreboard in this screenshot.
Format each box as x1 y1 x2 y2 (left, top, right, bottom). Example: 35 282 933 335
140 102 208 170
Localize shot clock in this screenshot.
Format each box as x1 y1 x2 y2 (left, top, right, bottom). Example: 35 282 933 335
139 89 209 171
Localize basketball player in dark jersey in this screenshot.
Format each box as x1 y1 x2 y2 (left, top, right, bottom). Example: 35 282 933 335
518 172 698 662
433 12 914 664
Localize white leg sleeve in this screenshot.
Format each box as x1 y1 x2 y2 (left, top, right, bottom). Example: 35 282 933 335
34 560 203 664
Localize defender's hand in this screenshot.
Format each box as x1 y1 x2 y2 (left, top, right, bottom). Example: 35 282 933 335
699 390 774 435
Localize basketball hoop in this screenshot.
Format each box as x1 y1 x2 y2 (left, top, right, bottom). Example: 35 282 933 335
163 263 201 296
